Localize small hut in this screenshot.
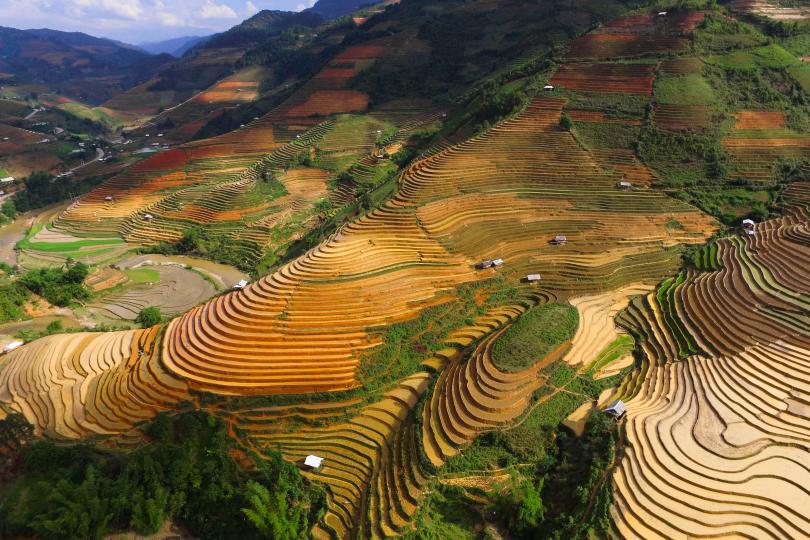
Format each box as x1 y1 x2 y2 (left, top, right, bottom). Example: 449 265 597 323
543 84 555 91
616 181 632 190
526 274 542 282
551 235 567 245
2 340 23 354
304 455 324 470
142 213 154 221
478 260 494 269
233 279 249 290
742 219 755 229
104 195 114 202
604 400 627 420
492 258 504 267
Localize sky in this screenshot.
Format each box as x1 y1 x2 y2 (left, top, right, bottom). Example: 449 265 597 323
0 0 318 44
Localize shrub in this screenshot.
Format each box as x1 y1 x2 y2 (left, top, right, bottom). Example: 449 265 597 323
135 307 162 328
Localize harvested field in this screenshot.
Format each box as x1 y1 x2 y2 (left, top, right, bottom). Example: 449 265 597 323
728 0 810 20
563 284 651 366
88 265 217 321
565 110 642 125
612 199 810 538
733 110 786 130
566 12 702 60
84 266 128 292
0 327 190 437
551 63 655 94
284 91 370 117
654 104 712 131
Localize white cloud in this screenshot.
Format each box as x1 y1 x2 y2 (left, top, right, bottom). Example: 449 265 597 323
295 3 305 11
156 11 185 26
200 0 238 19
0 0 307 42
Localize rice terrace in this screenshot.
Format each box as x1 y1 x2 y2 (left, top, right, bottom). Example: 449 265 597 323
0 0 808 539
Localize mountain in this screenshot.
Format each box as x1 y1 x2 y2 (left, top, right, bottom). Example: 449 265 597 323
138 35 211 57
0 27 173 103
198 10 324 50
307 0 376 19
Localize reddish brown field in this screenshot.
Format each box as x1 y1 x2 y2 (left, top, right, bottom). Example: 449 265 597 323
134 148 188 171
315 67 359 79
284 90 370 117
333 45 387 61
733 111 786 130
551 63 655 94
566 110 642 125
654 104 712 131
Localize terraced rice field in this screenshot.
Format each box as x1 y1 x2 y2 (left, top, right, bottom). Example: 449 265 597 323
87 265 217 321
654 103 712 131
8 9 800 537
0 326 190 438
728 0 810 20
0 91 716 438
565 12 703 60
551 63 655 94
723 114 810 183
611 187 810 538
193 81 259 104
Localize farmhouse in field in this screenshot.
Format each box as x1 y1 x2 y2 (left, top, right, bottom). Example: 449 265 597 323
526 274 542 282
104 195 114 202
544 84 555 91
142 213 154 221
0 176 14 185
233 279 249 290
742 219 755 229
617 181 632 189
304 455 324 470
2 340 23 354
493 258 504 267
605 400 627 420
551 234 567 245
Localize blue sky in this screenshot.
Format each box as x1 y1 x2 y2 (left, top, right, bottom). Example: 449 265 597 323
0 0 316 44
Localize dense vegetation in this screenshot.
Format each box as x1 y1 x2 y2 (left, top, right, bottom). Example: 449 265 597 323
11 172 109 213
18 259 90 307
0 412 324 540
492 303 579 372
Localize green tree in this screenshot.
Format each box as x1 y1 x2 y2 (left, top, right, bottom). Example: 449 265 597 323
500 477 545 537
559 114 573 131
135 307 162 328
242 481 307 540
0 413 34 451
29 466 113 540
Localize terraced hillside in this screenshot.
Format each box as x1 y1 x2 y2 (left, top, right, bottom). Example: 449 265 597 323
3 3 810 538
49 41 430 271
611 184 810 539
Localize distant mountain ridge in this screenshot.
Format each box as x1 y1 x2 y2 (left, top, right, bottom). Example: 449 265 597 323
138 35 212 57
0 26 173 103
307 0 377 19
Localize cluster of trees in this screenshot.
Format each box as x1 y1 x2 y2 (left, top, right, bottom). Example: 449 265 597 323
11 172 108 214
496 415 619 539
0 259 91 324
146 227 253 272
19 259 90 307
0 412 324 540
